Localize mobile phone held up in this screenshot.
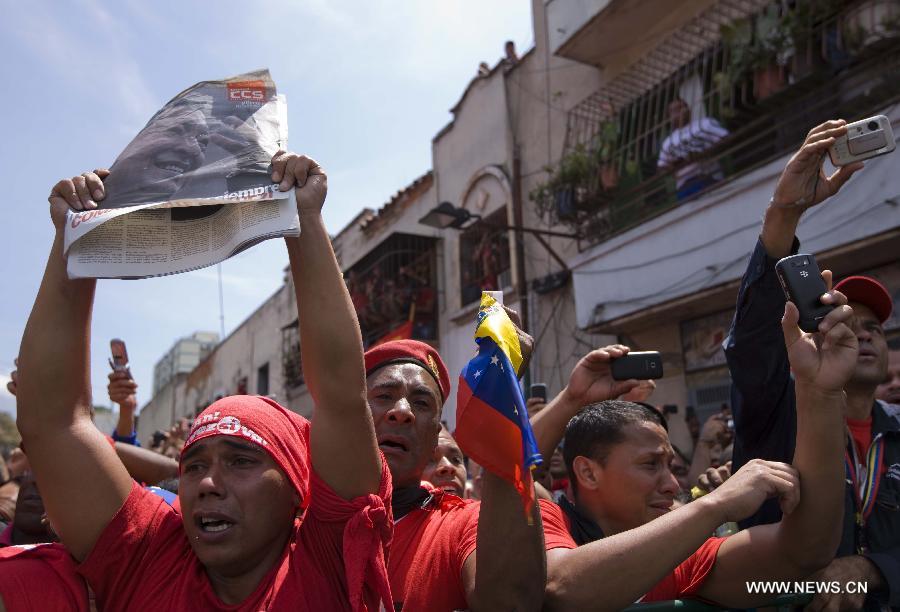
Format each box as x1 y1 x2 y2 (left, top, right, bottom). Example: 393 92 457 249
829 115 895 166
610 352 663 381
109 338 130 374
530 383 547 401
775 254 834 333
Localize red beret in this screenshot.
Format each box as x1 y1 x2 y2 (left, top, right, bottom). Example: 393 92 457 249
834 276 893 324
364 339 451 401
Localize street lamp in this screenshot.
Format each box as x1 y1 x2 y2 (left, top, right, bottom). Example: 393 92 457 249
418 201 480 230
418 201 580 273
418 202 580 240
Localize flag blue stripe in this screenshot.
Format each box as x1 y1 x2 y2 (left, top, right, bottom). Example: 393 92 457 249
461 337 542 468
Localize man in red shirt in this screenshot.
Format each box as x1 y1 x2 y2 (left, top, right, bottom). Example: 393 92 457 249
11 152 391 611
365 339 565 611
421 425 467 497
0 543 90 611
532 296 858 610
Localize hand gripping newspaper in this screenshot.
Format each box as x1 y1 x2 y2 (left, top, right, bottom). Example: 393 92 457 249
63 69 299 279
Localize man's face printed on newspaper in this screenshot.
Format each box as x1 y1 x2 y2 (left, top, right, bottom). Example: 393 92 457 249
103 98 213 205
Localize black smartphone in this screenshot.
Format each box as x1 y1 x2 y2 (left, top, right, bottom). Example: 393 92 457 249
610 352 663 380
109 338 130 374
530 383 547 401
774 254 834 333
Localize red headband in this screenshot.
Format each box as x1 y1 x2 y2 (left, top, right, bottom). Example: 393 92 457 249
181 395 310 505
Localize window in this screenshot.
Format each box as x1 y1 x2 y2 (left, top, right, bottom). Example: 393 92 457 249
282 320 305 388
345 233 439 347
459 208 511 306
257 362 270 397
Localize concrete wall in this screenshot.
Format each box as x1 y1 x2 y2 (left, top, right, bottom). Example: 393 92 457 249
624 319 694 455
137 372 187 445
434 74 510 217
545 0 612 57
136 284 296 445
181 285 294 412
334 182 438 271
547 0 719 73
568 108 900 328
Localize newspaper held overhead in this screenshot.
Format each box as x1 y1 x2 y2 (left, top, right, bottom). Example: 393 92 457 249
64 69 299 279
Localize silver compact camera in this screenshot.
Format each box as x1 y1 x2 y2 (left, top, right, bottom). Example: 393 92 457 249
829 115 896 166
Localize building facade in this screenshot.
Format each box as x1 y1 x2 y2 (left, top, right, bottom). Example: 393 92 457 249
137 283 297 444
138 0 900 456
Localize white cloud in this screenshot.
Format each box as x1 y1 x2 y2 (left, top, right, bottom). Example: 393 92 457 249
4 1 158 132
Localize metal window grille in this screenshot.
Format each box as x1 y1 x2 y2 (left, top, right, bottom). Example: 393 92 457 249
345 233 440 347
281 320 304 389
546 0 900 245
459 208 513 306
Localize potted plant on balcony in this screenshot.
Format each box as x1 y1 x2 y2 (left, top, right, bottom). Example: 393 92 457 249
529 144 600 222
593 119 620 191
842 0 900 53
720 4 792 101
782 0 841 80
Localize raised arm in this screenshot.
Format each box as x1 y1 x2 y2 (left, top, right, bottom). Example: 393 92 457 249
461 473 546 611
16 170 133 561
108 370 139 444
724 120 863 472
460 309 545 611
697 294 857 607
762 120 862 258
113 442 178 485
275 152 380 499
531 345 638 461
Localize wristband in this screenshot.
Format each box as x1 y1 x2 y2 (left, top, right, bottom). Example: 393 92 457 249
769 195 809 209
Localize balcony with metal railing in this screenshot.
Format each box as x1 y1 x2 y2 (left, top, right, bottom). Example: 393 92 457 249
280 232 440 390
345 233 440 348
533 0 900 248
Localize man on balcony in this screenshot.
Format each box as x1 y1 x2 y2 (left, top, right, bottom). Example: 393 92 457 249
725 119 899 610
657 98 729 200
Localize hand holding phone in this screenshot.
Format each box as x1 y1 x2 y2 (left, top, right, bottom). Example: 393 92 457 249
829 115 895 166
529 383 547 401
109 338 131 377
775 254 834 333
610 351 663 381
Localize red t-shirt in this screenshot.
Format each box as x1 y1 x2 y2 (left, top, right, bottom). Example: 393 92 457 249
77 463 392 612
847 416 873 459
388 495 574 612
541 501 726 602
0 543 89 611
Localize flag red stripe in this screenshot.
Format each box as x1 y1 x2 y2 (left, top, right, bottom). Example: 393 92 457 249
455 377 525 483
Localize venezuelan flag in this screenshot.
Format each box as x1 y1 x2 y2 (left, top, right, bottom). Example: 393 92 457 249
455 293 542 511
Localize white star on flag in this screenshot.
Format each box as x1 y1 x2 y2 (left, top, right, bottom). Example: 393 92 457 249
490 355 499 366
474 370 482 379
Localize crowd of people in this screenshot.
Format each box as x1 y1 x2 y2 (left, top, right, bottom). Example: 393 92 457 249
0 119 897 611
346 252 438 346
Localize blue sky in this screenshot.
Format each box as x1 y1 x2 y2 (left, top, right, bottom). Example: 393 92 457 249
0 0 534 416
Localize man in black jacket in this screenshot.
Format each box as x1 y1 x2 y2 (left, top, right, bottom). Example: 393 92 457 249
725 119 900 610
